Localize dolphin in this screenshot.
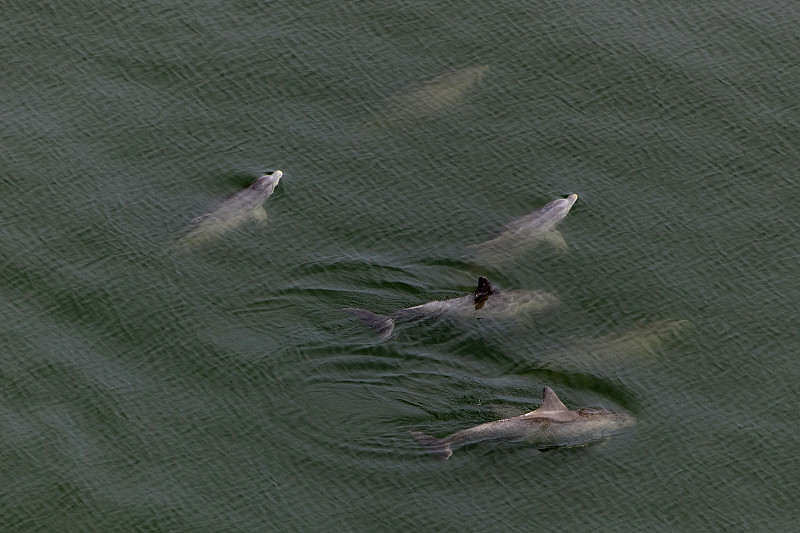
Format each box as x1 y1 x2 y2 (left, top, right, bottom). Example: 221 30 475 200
180 170 282 247
377 65 489 125
345 276 559 340
412 386 634 460
471 194 578 264
567 319 693 361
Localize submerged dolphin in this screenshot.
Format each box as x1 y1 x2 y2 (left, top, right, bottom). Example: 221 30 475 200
346 276 558 340
413 386 634 460
181 170 282 247
378 65 489 125
568 319 693 361
471 194 578 263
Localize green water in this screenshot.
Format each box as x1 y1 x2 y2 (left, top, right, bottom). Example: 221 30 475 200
2 1 798 531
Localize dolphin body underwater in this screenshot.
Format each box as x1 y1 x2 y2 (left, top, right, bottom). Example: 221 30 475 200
345 276 559 340
377 65 489 125
180 170 282 247
413 386 634 460
471 194 578 264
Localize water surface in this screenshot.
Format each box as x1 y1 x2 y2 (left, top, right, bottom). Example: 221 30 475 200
2 1 798 531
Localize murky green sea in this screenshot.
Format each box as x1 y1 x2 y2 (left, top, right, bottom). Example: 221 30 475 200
2 1 798 531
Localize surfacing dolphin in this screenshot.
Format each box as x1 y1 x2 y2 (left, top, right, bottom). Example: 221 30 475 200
470 194 578 264
180 170 282 247
345 276 559 340
413 386 634 460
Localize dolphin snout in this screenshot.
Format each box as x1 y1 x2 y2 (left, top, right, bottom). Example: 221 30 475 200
564 193 578 208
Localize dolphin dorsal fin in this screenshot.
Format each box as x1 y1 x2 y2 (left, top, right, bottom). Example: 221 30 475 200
524 387 579 422
475 276 494 297
540 387 569 412
473 276 495 307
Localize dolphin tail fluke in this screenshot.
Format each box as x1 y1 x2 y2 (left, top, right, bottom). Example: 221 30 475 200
411 431 453 460
344 308 396 340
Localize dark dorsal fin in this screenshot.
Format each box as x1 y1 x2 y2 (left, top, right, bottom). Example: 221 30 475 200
475 276 494 298
522 387 579 422
473 276 495 308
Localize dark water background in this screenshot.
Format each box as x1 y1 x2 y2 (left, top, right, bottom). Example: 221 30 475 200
2 1 798 531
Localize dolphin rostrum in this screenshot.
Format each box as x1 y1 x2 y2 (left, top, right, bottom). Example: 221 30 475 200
413 386 634 460
471 194 578 263
345 276 559 340
181 170 282 247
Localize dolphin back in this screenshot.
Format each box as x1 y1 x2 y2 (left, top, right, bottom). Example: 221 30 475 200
344 308 396 340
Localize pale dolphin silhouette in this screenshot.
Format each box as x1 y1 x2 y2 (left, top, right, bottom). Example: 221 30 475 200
471 194 578 264
180 170 282 247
